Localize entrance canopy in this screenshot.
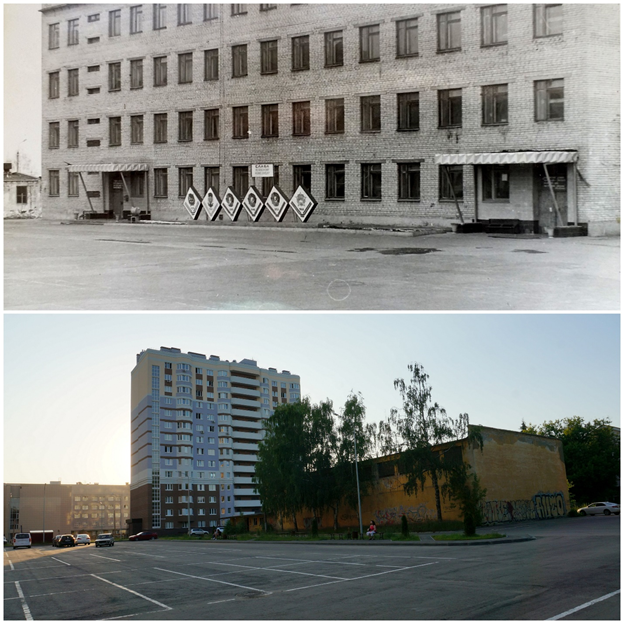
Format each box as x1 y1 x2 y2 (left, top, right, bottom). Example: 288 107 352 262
66 163 149 173
434 151 578 165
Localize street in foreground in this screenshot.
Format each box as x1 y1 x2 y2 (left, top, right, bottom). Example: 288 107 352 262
4 221 619 310
3 517 619 620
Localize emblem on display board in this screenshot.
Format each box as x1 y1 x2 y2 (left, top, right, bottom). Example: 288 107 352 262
242 186 265 221
289 185 317 222
264 185 290 221
221 187 242 221
202 187 221 221
183 185 203 220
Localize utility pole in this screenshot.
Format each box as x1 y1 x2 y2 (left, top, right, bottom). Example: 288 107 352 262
42 483 46 545
354 433 363 538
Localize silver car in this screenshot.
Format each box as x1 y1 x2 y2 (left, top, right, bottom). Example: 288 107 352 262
95 533 115 547
577 501 620 516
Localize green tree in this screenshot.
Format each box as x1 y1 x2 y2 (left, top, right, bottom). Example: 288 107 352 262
442 464 487 536
521 416 620 504
379 363 482 521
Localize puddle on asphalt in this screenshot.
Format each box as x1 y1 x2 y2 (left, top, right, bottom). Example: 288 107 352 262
512 249 548 254
349 247 440 255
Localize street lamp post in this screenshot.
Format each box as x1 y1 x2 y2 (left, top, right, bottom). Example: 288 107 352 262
354 433 363 538
42 483 46 545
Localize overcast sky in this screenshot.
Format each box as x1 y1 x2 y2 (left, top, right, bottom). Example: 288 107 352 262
4 313 619 485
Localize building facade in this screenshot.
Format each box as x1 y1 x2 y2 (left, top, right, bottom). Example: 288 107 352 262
40 3 619 235
130 347 300 534
3 482 130 542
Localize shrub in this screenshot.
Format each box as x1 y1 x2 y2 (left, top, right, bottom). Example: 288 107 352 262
401 514 409 537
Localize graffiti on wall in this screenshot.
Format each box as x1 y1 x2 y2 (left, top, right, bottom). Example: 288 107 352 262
480 491 566 524
373 504 436 526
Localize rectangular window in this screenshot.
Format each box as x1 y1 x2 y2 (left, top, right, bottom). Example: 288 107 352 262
68 119 79 148
179 52 193 84
87 36 100 44
68 19 79 45
178 4 192 25
205 166 220 194
49 170 60 196
261 166 279 197
49 122 60 149
178 111 193 141
232 45 247 77
204 4 219 20
360 24 380 62
131 174 145 197
326 164 345 199
481 5 507 46
261 104 279 137
437 11 461 51
154 168 168 197
68 68 79 96
361 163 382 200
88 13 100 22
231 4 247 16
482 166 510 200
292 101 311 136
109 116 121 146
49 23 60 49
439 88 462 127
260 3 277 10
204 49 219 81
154 56 167 86
109 10 121 37
131 115 144 144
292 35 309 71
440 165 464 200
534 4 563 37
204 108 219 140
396 18 418 57
293 164 312 194
16 186 27 204
261 40 278 74
49 72 60 99
324 30 343 67
130 59 144 89
179 167 193 196
153 4 167 29
108 62 121 91
325 98 344 134
130 5 143 33
233 166 248 197
361 95 381 132
68 171 80 197
154 113 168 143
535 79 564 121
398 162 420 200
232 106 249 138
397 92 419 131
482 84 508 125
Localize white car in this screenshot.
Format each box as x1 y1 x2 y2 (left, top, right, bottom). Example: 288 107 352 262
75 534 91 545
578 502 620 516
13 533 32 549
95 534 115 547
189 528 210 536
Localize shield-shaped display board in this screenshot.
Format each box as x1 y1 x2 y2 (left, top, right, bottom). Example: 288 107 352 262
264 185 290 222
242 186 265 221
183 185 203 220
289 185 317 222
221 187 242 221
202 188 221 221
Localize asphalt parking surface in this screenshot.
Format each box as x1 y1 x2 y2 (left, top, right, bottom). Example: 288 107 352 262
3 518 619 620
4 221 619 310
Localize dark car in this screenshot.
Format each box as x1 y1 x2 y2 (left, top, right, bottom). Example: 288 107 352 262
129 531 158 541
55 534 76 548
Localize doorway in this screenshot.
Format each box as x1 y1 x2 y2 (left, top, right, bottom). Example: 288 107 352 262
108 173 125 219
535 164 567 232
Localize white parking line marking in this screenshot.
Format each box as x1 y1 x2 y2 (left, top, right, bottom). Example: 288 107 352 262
121 552 165 559
91 575 172 612
547 589 620 620
51 557 71 566
154 567 271 594
4 571 127 584
6 553 15 571
90 554 122 562
257 556 368 567
15 581 33 620
206 599 236 606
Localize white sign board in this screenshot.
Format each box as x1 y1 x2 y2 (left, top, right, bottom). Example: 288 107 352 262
252 164 274 178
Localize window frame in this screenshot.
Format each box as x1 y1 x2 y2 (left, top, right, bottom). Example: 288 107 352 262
153 4 167 30
108 9 121 37
68 171 80 197
67 68 79 97
49 122 60 149
67 18 79 46
130 114 144 144
260 39 278 75
130 58 144 89
482 83 508 125
49 169 60 196
481 4 508 47
293 164 312 194
324 30 344 67
204 4 219 21
325 98 345 134
397 92 419 131
204 49 219 81
108 62 121 92
49 23 60 50
154 113 168 143
49 71 60 99
398 162 421 201
437 11 461 52
67 119 79 148
360 24 380 62
16 186 28 204
438 88 462 128
178 4 192 25
178 111 193 142
482 165 510 201
360 95 381 133
361 163 382 200
109 116 122 146
233 166 249 197
534 4 563 38
261 103 279 138
154 56 168 87
439 165 464 200
291 35 310 71
204 166 220 194
232 44 248 78
232 106 249 139
534 78 564 121
154 168 168 197
130 5 143 34
204 108 220 140
325 163 345 200
178 167 194 197
396 18 418 58
178 52 193 84
292 101 311 136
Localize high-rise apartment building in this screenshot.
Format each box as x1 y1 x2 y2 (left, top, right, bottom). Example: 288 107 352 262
130 347 300 534
40 4 619 235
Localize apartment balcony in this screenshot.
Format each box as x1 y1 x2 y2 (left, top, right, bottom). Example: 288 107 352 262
232 441 258 452
234 500 262 509
233 453 258 462
230 397 260 409
233 476 255 485
230 386 261 398
234 487 259 497
231 418 262 430
233 464 256 473
231 408 260 418
232 430 262 442
230 375 260 387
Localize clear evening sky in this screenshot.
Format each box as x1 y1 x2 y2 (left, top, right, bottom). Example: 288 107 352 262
3 313 620 485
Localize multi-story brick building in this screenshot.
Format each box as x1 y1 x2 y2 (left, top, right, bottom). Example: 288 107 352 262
41 4 619 235
130 347 300 534
3 482 130 542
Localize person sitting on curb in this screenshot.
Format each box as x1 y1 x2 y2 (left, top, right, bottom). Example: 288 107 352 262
366 521 377 540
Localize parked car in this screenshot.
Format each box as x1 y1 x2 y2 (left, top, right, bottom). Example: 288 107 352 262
578 502 620 516
55 535 76 548
189 528 210 536
52 535 63 547
128 531 158 541
74 534 91 546
12 533 32 549
95 534 115 547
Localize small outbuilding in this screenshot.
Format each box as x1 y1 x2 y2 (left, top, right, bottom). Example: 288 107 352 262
4 163 41 218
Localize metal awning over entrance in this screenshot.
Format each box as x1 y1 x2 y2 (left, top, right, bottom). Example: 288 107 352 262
434 151 578 165
66 163 149 173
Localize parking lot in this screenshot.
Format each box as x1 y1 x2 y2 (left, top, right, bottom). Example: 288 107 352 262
4 221 619 310
3 518 620 620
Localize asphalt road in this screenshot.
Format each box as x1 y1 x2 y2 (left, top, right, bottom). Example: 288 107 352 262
4 221 620 310
3 517 619 620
